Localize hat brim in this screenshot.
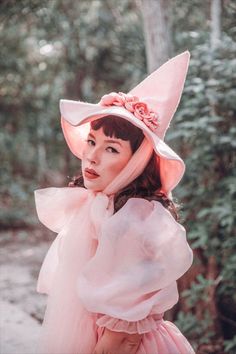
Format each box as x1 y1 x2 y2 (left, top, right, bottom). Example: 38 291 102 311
60 100 185 194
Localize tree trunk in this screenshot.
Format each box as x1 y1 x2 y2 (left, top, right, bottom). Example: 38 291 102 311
205 255 222 336
211 0 221 50
138 0 173 73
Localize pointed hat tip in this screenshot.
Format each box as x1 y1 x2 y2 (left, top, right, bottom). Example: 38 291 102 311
181 50 190 56
181 50 190 59
159 50 190 77
169 50 190 65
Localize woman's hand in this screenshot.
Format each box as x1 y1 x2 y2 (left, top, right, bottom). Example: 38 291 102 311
93 328 142 354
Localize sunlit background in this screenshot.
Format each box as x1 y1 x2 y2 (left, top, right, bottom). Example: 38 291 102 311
0 0 235 353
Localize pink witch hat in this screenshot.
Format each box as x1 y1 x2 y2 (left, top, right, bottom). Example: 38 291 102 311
60 51 190 196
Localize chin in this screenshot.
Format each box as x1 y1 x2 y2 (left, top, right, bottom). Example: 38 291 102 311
84 181 103 192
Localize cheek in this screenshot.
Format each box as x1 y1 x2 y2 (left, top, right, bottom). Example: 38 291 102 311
81 155 85 170
106 155 131 178
82 145 88 158
81 147 89 166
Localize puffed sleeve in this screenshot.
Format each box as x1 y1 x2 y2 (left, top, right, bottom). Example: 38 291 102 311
77 198 193 334
34 187 88 294
34 187 87 233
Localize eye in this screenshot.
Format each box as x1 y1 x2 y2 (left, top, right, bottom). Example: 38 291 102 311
106 146 119 154
86 139 95 146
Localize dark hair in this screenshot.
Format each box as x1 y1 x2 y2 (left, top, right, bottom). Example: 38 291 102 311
68 115 179 220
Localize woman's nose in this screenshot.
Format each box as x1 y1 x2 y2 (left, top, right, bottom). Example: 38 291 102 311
87 148 100 164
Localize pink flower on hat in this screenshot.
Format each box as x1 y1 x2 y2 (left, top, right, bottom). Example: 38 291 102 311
132 102 159 131
100 92 124 106
99 92 159 132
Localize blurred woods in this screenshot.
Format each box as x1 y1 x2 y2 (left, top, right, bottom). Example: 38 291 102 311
0 0 235 352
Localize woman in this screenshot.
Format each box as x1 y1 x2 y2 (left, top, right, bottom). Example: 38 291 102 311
34 51 195 354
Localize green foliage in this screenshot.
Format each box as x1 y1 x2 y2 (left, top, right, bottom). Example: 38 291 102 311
176 310 214 346
168 17 236 349
182 274 215 307
0 0 145 226
176 275 218 349
170 35 236 300
224 336 236 353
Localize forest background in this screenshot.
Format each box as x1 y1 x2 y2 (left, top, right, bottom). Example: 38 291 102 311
0 0 235 353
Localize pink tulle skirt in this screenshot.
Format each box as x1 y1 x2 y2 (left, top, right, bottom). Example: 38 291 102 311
97 319 195 354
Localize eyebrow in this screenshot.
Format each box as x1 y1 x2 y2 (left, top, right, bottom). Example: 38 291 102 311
88 132 122 147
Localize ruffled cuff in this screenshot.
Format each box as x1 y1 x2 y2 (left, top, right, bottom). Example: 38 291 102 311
96 313 164 334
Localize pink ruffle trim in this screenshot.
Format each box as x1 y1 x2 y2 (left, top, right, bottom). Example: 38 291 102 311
96 313 164 334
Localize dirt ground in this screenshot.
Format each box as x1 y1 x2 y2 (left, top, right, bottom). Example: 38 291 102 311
0 228 53 354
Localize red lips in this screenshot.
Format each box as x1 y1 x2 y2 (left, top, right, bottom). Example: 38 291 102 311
84 168 100 179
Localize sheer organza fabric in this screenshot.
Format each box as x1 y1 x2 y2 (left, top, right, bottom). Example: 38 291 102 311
34 137 195 354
